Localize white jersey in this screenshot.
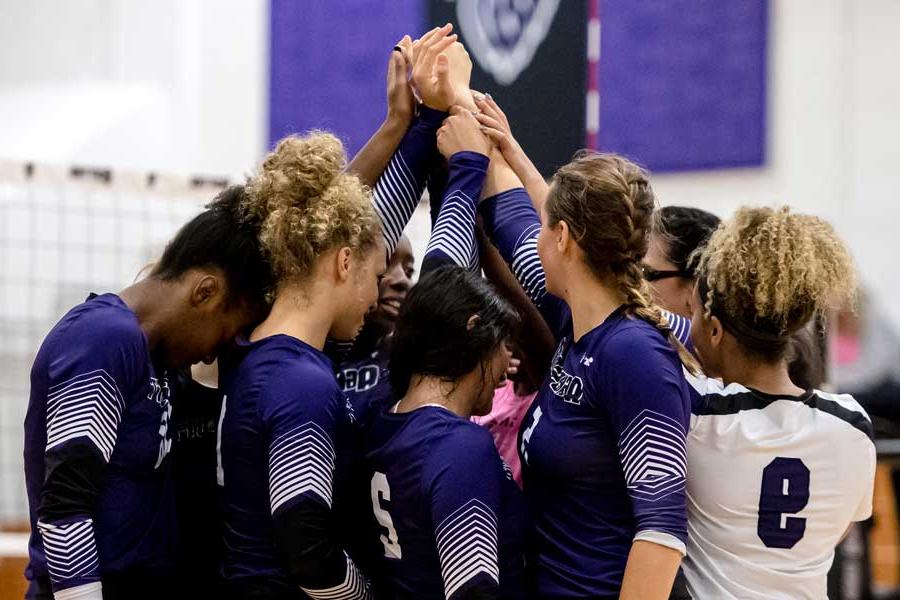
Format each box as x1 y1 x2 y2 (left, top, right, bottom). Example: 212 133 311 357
682 372 875 600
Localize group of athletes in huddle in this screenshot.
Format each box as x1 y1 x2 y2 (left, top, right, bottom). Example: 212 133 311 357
22 24 875 600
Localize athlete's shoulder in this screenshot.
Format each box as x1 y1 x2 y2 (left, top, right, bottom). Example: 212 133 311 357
430 412 498 460
241 335 334 382
36 294 147 384
53 293 145 350
809 389 874 442
229 335 341 413
598 316 681 372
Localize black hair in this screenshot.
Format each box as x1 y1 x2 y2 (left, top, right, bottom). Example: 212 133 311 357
655 206 721 277
152 185 272 311
389 265 518 397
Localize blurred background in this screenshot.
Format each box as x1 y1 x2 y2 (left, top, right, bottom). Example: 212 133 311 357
1 0 898 597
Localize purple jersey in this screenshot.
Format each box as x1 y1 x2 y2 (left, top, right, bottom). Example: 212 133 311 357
364 406 526 599
218 334 370 599
24 293 175 595
480 189 691 596
518 311 690 596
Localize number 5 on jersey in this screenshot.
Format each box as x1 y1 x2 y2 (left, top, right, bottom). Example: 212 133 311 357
371 472 402 559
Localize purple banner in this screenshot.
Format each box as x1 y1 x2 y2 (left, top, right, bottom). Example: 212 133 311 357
599 0 768 171
269 0 424 155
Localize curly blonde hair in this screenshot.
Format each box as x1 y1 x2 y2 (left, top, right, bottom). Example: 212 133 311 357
547 151 698 370
696 206 856 352
243 132 381 282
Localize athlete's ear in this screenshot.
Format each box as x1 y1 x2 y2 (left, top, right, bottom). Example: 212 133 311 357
191 273 222 308
556 220 571 254
680 279 694 317
708 315 724 349
335 247 353 283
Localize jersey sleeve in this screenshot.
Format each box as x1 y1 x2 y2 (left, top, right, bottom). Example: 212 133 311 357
422 151 489 274
424 426 504 600
598 329 690 555
853 433 877 522
261 369 371 599
660 309 693 349
373 106 445 256
37 315 145 595
479 188 568 335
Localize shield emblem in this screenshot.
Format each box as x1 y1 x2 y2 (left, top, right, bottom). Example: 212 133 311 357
455 0 561 86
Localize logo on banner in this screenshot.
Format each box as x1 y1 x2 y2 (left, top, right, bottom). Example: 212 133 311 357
455 0 561 86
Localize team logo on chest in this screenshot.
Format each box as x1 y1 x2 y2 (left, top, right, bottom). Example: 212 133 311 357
338 364 380 393
548 339 584 405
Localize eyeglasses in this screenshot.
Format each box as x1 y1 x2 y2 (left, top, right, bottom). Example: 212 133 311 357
641 265 689 282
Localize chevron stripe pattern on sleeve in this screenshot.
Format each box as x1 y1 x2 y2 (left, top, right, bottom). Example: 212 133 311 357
435 499 500 599
660 309 692 347
37 518 100 585
510 223 547 306
373 151 419 256
618 409 687 502
301 553 373 600
425 191 479 271
268 422 336 513
45 369 126 462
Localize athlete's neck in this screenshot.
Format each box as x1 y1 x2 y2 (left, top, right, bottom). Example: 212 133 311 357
395 375 473 418
119 277 181 356
250 281 332 351
720 355 805 397
563 265 626 342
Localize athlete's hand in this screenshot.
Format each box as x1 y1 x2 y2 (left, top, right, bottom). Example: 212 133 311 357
474 93 524 164
437 106 491 159
443 41 474 108
386 35 415 126
475 92 549 208
411 24 459 111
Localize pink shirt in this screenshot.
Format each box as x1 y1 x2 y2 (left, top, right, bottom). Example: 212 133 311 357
472 380 536 487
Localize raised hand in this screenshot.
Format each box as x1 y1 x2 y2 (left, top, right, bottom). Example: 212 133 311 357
386 35 415 125
437 106 491 159
474 93 522 163
443 42 475 109
474 93 549 208
411 24 459 111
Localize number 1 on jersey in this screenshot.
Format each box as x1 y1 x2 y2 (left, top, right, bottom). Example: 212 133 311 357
757 457 810 548
371 472 402 559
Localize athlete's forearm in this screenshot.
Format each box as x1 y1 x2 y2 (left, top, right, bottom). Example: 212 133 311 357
619 540 682 600
347 116 409 188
